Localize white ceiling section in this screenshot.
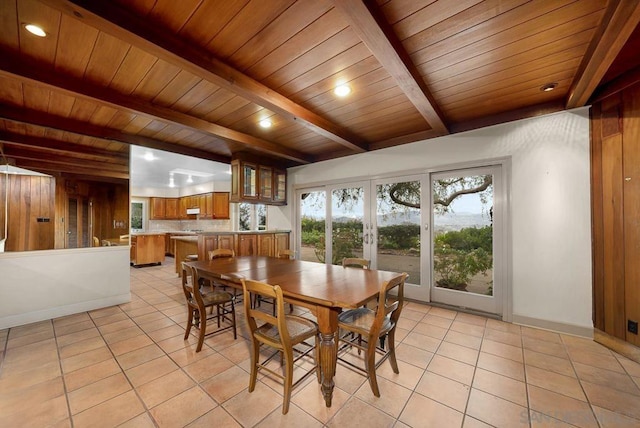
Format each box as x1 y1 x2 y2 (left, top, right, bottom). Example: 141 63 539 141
129 146 230 190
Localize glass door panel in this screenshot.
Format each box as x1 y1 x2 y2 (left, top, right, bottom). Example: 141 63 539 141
430 166 502 315
330 186 365 265
299 190 326 263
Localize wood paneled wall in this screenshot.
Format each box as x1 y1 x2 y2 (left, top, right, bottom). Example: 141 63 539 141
1 174 55 251
591 82 640 348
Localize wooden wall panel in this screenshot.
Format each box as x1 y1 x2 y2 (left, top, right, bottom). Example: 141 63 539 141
622 84 640 347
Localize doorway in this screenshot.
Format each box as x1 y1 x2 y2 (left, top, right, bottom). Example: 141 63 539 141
66 196 92 248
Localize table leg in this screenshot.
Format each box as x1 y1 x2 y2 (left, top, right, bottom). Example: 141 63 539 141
316 306 339 407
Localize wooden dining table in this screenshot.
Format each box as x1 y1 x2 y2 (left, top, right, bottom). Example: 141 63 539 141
186 256 401 407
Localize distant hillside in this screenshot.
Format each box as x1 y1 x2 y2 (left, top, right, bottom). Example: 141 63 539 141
333 210 491 231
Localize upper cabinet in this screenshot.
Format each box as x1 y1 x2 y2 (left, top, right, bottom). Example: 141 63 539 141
150 193 230 220
230 157 287 205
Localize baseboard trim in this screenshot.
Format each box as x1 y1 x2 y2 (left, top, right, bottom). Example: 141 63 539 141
512 314 593 338
594 329 640 364
0 293 131 330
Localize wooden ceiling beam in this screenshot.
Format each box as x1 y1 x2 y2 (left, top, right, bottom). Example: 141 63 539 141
566 0 640 108
40 0 368 154
0 105 232 164
8 157 129 180
0 131 129 163
332 0 448 135
0 50 312 165
2 145 128 174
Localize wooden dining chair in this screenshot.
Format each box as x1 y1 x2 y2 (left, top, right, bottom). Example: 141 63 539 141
241 278 320 414
93 236 100 247
342 257 370 269
119 234 129 240
181 262 237 352
208 248 240 300
256 249 295 314
337 272 408 397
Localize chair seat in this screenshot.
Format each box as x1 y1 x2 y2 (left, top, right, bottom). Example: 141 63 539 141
338 307 394 336
184 254 198 261
256 315 318 344
197 290 234 306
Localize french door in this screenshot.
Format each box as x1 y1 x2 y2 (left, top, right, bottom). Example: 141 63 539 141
296 164 506 316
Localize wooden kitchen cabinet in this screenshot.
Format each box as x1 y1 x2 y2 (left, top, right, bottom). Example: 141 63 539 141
130 234 165 266
237 234 258 256
275 232 290 256
273 169 287 204
213 192 230 219
165 198 179 219
258 233 274 257
150 197 165 219
230 157 286 205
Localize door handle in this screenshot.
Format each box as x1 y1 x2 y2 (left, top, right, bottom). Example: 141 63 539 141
363 233 369 244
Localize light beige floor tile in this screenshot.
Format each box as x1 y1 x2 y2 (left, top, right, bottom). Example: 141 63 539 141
188 406 242 427
378 358 425 390
61 346 113 373
401 331 442 353
486 319 521 334
481 339 523 363
428 354 475 385
0 377 65 418
116 343 166 370
422 314 454 329
437 341 479 366
484 328 522 348
0 394 68 428
462 416 494 428
466 388 529 428
291 381 351 424
0 360 61 390
592 405 640 428
399 392 463 428
149 386 217 427
522 335 568 359
58 336 107 359
450 320 486 338
521 326 562 344
581 380 640 420
524 348 576 377
136 368 195 408
256 402 322 427
68 373 131 415
445 330 483 350
415 371 470 412
118 412 157 428
529 410 580 427
56 327 101 348
395 343 434 369
525 364 586 401
412 321 448 340
568 348 626 373
201 365 250 404
528 384 598 428
573 361 640 395
476 352 525 381
327 396 396 428
354 376 413 418
63 358 121 392
562 335 612 355
125 355 179 388
225 381 287 426
454 312 487 327
72 390 145 428
472 368 527 407
428 307 458 320
183 352 235 383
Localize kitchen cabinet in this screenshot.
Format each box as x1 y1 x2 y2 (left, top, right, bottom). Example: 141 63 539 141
165 198 179 219
150 197 165 219
130 234 165 266
213 192 230 219
230 158 287 205
275 232 290 256
237 234 258 256
258 233 274 257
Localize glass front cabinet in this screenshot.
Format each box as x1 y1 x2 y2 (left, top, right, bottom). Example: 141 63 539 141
230 158 287 205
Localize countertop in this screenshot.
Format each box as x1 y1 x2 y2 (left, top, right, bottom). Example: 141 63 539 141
170 235 198 242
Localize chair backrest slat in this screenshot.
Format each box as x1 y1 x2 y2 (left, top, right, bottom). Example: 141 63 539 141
209 248 235 260
242 279 291 346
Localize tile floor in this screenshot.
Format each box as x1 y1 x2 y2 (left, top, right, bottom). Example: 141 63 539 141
1 259 640 427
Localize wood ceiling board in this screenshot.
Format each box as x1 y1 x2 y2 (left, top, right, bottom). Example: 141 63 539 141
0 53 312 164
217 103 264 129
107 45 158 94
151 69 202 108
2 145 128 172
379 0 439 26
0 105 231 163
188 88 236 117
40 0 368 153
171 80 221 114
106 110 137 130
0 0 20 50
0 76 25 106
146 0 203 34
129 59 182 100
204 0 296 60
228 0 334 72
22 82 51 112
567 0 640 108
332 0 447 133
83 32 131 86
245 7 348 82
87 105 119 127
53 13 98 76
176 0 249 49
17 0 60 64
12 158 129 179
415 5 605 78
435 57 582 106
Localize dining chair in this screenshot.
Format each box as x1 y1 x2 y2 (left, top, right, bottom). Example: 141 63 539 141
342 257 371 269
101 240 112 246
241 278 320 414
337 272 408 397
181 262 237 352
276 249 295 259
93 236 100 247
119 234 129 240
208 248 241 301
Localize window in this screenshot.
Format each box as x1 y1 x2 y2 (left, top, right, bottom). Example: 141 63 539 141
131 201 144 232
238 203 267 231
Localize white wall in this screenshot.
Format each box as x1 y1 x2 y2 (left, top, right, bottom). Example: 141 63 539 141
0 247 131 329
286 109 593 334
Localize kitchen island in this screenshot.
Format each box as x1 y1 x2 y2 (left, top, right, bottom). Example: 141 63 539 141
130 233 166 266
172 235 199 274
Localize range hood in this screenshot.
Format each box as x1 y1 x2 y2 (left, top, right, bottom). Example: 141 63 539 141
186 208 200 215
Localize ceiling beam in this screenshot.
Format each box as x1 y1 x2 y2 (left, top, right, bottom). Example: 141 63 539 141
0 131 129 163
0 105 232 164
0 50 312 165
40 0 369 153
332 0 448 135
566 0 640 108
2 145 128 174
8 157 129 180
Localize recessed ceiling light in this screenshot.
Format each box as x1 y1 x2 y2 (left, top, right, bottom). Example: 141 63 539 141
24 24 46 37
334 84 351 97
187 175 193 183
259 119 272 129
143 151 155 161
540 82 558 92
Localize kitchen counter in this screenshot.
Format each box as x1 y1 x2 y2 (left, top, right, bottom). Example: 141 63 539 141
172 236 199 274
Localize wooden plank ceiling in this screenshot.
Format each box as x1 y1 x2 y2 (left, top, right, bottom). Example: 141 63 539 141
0 0 639 182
